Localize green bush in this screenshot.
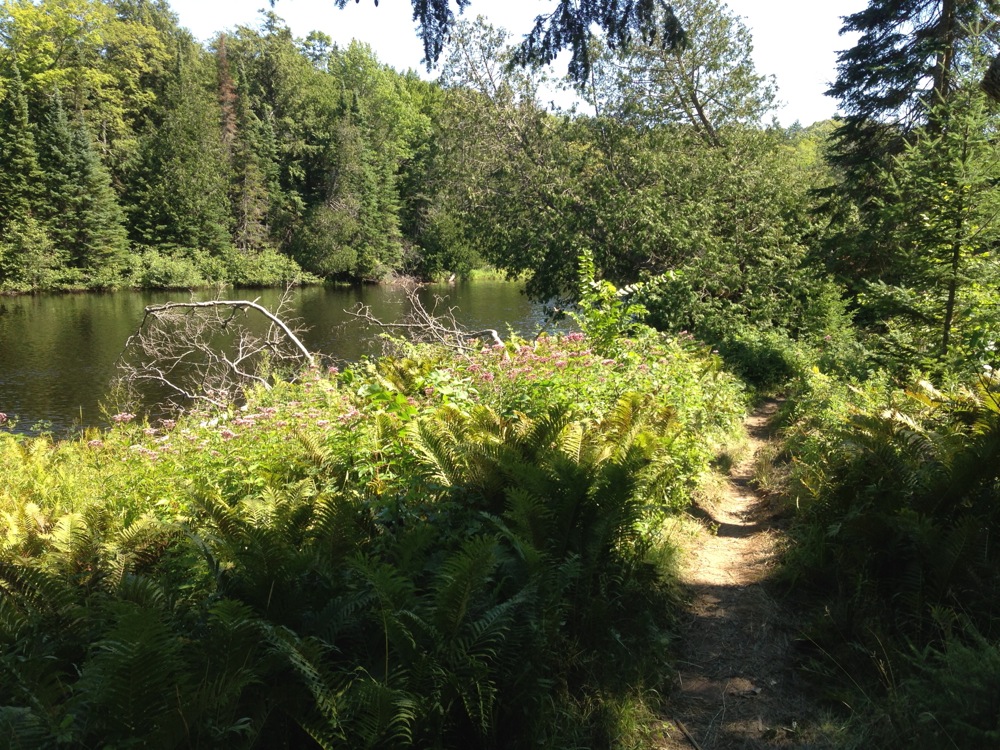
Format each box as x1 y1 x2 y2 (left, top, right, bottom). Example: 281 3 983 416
714 327 810 392
220 246 313 287
129 247 208 289
0 329 743 747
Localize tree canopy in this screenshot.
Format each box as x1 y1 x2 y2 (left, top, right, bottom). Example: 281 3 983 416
333 0 686 80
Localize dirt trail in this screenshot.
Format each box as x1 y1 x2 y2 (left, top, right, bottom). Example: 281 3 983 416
658 400 825 750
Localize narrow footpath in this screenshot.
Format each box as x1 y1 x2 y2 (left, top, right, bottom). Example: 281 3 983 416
658 400 831 750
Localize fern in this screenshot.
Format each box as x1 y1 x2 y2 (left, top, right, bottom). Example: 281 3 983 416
261 623 346 744
0 706 57 750
432 536 499 639
409 417 465 487
342 674 417 747
69 603 189 745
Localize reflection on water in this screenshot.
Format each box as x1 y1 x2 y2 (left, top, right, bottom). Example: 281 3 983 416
0 281 548 435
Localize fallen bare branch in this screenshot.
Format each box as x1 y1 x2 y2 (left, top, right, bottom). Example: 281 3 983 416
347 282 503 353
142 300 314 365
113 294 313 416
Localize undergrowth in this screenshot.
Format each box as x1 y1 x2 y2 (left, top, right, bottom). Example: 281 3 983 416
0 326 745 748
771 365 1000 748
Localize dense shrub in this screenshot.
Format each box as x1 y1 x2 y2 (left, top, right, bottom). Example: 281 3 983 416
0 329 744 747
776 368 1000 746
783 374 1000 633
124 246 312 291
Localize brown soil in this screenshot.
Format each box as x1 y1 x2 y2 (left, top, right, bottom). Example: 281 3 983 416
656 400 830 750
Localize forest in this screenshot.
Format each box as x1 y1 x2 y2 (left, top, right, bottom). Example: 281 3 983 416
2 0 1000 747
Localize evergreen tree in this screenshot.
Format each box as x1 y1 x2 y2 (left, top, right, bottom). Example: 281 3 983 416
65 119 130 284
128 41 233 253
338 0 686 82
863 81 1000 370
0 216 65 292
0 63 63 290
35 90 129 285
230 104 274 254
293 108 402 279
0 63 41 234
822 0 1000 282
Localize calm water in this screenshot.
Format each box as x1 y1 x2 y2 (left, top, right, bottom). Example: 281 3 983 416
0 281 547 435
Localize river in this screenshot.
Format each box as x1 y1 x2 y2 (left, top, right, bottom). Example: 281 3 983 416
0 281 549 435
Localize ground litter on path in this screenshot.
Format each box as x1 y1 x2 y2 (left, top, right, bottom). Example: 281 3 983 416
655 401 835 750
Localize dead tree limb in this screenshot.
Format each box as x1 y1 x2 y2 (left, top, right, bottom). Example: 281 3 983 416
347 283 504 353
141 300 314 365
113 296 313 416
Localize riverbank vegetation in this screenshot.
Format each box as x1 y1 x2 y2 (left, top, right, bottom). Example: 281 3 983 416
0 314 746 746
3 0 1000 746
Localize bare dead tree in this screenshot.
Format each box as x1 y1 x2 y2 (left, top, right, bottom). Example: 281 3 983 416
113 296 314 415
347 282 504 353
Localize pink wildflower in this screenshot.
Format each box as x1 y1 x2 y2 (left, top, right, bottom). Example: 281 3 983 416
88 439 103 448
220 429 236 441
481 372 495 382
111 412 135 424
0 412 7 424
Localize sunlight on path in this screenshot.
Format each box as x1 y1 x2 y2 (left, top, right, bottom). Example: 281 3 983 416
658 401 830 750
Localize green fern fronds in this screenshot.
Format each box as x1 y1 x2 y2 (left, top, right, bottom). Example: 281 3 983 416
432 536 499 639
1 502 50 557
0 706 57 750
603 392 650 457
409 417 465 487
296 428 333 470
0 557 77 623
261 623 344 733
342 674 416 747
69 603 188 745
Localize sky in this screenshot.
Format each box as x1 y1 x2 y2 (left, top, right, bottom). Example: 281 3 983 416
166 0 869 126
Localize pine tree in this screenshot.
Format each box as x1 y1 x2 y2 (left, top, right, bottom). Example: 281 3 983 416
66 120 130 284
0 63 42 234
863 80 1000 368
829 0 1000 165
338 0 685 83
0 63 64 290
216 33 238 152
217 36 275 255
128 42 233 254
35 90 129 285
822 0 1000 282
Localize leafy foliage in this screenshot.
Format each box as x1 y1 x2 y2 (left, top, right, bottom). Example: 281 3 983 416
0 323 743 746
336 0 686 83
